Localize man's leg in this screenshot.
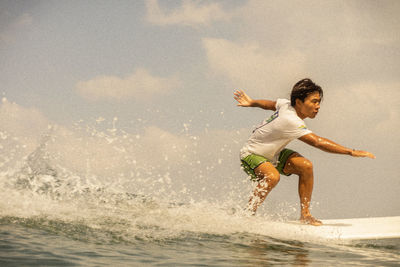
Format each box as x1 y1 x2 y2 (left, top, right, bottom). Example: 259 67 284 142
247 162 280 214
283 153 322 226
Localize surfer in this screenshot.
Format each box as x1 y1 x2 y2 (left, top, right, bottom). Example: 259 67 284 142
234 78 375 226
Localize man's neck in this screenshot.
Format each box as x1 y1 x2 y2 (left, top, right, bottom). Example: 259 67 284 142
294 106 306 119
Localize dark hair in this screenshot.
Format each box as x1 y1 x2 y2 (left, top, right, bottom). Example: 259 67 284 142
290 78 323 106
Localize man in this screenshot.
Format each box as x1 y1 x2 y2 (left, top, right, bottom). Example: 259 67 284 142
234 78 375 226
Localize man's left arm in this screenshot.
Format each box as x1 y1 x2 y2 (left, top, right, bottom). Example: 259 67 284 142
299 133 376 158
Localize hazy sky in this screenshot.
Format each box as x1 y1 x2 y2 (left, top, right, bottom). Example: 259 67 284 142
1 0 399 219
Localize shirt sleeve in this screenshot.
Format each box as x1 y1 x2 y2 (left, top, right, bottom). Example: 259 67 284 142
284 118 312 139
296 124 312 138
275 98 290 110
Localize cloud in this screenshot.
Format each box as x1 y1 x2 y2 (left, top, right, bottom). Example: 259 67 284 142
0 98 51 171
235 0 400 46
203 38 307 95
334 82 400 132
145 0 232 27
76 68 181 101
0 13 33 44
310 81 400 145
0 98 48 142
224 1 400 86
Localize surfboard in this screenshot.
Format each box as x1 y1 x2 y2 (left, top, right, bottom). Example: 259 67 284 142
249 216 400 243
319 216 400 241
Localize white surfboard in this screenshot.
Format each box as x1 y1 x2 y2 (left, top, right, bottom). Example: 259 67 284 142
249 216 400 243
319 216 400 241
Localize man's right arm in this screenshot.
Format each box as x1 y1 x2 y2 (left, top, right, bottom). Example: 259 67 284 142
234 90 276 111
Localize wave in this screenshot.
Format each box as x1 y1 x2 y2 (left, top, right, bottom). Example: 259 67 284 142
0 126 245 243
0 121 256 244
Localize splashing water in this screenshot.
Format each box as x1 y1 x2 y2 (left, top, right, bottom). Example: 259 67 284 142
0 112 259 243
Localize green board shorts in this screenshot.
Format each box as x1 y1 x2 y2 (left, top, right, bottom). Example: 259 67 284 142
241 149 296 181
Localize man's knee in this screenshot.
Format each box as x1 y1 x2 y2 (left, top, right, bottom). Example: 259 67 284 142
268 170 280 185
297 158 313 175
257 168 280 187
254 162 280 185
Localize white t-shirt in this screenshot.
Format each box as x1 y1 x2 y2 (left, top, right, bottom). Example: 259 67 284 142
240 99 312 164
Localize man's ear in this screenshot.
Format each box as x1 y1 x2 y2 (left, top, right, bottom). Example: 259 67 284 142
295 98 303 107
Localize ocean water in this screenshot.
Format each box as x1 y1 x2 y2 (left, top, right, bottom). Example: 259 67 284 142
0 112 399 266
1 203 400 267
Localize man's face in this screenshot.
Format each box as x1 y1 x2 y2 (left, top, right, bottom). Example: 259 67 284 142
296 92 321 119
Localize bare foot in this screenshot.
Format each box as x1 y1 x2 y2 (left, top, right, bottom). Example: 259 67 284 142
300 215 322 226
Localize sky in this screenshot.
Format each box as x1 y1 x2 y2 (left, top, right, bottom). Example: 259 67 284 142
0 0 399 219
